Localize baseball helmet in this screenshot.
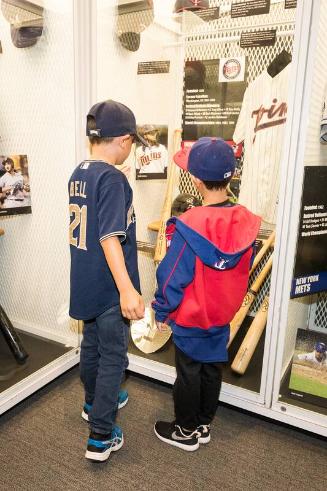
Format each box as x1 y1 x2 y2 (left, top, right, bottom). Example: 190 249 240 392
314 342 326 353
174 0 209 13
2 0 44 48
171 193 202 216
116 0 154 52
118 31 140 52
139 124 157 135
185 60 206 89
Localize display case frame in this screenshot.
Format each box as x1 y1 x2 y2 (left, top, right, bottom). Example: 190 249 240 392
92 0 325 437
0 0 92 415
2 0 326 438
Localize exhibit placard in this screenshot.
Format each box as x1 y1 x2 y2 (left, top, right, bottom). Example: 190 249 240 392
291 167 327 297
182 59 247 141
137 61 170 75
284 0 297 9
195 7 220 22
240 29 276 48
231 0 270 18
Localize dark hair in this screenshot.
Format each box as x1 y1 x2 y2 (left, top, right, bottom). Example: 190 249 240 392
3 158 15 169
202 177 231 190
87 116 115 146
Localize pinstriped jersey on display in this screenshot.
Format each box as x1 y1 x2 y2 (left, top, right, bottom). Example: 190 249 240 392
233 65 290 225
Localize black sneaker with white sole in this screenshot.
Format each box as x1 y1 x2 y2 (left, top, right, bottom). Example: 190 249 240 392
154 421 200 451
197 424 211 444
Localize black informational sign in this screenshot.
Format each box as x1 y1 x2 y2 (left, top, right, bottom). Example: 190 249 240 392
137 61 170 74
291 166 327 298
182 59 246 141
240 29 276 48
231 0 270 18
284 0 297 8
195 7 220 22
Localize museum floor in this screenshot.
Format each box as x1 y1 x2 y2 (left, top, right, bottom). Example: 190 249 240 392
0 366 326 491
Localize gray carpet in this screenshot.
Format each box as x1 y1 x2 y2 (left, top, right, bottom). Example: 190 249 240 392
0 367 326 491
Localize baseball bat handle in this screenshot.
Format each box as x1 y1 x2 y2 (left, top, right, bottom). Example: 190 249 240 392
231 296 269 374
250 230 275 275
0 305 29 364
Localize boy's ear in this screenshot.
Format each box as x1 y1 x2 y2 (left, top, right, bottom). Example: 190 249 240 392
120 134 130 146
191 175 202 189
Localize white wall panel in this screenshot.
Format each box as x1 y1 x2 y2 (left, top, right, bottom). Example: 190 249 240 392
0 1 76 344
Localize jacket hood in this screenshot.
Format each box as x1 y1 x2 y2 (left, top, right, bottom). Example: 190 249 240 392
168 205 261 271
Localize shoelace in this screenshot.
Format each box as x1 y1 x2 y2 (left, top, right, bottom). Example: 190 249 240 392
198 424 210 434
178 425 201 438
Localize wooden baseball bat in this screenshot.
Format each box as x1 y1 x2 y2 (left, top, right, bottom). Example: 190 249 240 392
154 129 181 263
228 254 273 347
0 304 29 364
231 296 269 374
250 230 275 275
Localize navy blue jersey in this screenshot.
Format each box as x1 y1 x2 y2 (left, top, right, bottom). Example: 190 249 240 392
68 160 140 320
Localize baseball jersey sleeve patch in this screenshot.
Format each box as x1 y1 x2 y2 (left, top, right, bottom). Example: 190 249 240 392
98 181 126 241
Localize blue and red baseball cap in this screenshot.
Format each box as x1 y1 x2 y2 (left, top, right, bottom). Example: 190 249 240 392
173 137 236 181
86 99 147 145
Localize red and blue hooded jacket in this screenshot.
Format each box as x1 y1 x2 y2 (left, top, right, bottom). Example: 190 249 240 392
152 202 261 362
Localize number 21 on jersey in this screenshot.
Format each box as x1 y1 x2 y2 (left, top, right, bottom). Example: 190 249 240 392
69 204 87 250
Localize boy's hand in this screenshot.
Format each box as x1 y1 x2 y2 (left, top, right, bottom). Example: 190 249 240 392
155 321 170 332
120 288 145 320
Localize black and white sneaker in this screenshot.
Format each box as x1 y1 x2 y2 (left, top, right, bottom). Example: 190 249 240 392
197 424 211 444
154 421 200 451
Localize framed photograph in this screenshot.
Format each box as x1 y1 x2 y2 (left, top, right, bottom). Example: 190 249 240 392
288 328 327 408
0 155 31 216
135 124 168 180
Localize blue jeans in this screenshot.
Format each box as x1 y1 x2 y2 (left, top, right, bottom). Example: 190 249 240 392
80 305 129 434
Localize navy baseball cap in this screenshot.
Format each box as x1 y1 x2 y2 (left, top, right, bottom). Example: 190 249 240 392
174 137 236 181
315 342 326 353
86 100 147 145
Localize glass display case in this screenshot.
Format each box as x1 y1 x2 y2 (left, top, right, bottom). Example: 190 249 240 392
94 0 326 437
1 0 325 437
0 0 80 414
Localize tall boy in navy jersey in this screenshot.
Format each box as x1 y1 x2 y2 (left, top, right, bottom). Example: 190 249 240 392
69 100 146 462
152 138 261 451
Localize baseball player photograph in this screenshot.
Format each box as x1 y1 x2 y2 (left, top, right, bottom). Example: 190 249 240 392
135 124 168 180
0 155 31 214
289 329 327 407
296 342 327 367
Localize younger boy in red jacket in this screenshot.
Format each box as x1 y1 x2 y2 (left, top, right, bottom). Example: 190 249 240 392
152 137 261 451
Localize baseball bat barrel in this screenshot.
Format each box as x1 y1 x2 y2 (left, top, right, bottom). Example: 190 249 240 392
148 220 160 232
250 230 275 275
231 296 269 374
154 129 182 263
228 254 273 347
0 305 29 364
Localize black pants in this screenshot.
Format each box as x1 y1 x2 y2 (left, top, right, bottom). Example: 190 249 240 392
173 345 223 431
